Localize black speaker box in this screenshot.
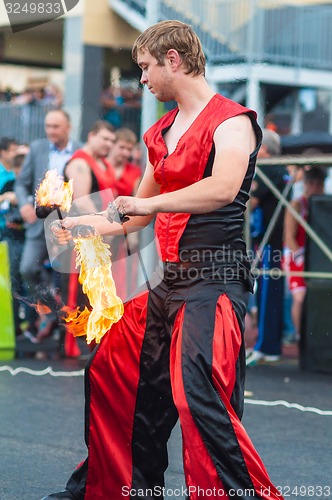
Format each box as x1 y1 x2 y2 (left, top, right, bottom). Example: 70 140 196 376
300 282 332 373
305 194 332 275
301 195 332 373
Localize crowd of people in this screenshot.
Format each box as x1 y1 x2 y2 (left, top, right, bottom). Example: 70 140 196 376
246 128 328 367
0 84 63 107
0 109 143 356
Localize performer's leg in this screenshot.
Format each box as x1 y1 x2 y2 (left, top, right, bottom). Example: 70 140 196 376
170 281 283 500
255 247 284 356
66 283 178 500
130 287 179 494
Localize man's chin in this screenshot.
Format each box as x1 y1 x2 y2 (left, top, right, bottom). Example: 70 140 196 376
156 95 172 103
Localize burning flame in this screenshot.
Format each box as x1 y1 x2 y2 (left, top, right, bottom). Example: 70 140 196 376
13 294 52 316
36 170 73 211
35 302 53 316
63 231 124 344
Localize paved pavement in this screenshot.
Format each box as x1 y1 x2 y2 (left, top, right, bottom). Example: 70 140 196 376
0 344 331 500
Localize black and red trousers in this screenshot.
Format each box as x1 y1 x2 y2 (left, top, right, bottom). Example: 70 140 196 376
66 262 282 500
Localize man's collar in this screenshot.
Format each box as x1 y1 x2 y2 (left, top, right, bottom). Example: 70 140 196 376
49 140 73 153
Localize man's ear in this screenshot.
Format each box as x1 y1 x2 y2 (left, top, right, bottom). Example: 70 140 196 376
166 49 182 70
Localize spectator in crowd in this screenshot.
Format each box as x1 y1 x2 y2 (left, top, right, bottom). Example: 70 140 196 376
101 83 142 129
284 166 326 340
101 85 125 128
64 120 116 214
43 84 63 108
282 147 323 343
286 149 322 202
0 147 28 336
246 129 288 366
14 109 81 340
121 85 142 109
109 127 142 197
9 85 63 108
107 128 142 298
0 137 18 239
130 141 145 169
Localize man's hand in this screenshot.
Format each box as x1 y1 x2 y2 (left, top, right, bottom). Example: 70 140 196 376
20 203 37 224
50 217 78 245
1 191 17 204
113 196 155 217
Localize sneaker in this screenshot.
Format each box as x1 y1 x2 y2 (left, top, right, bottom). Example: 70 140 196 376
245 347 253 357
282 334 297 346
246 349 264 367
263 354 281 362
246 350 280 367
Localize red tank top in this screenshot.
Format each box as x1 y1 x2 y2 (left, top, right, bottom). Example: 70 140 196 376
67 149 116 209
115 162 141 196
143 94 258 262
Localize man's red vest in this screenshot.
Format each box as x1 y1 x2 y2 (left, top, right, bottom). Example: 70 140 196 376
143 94 257 262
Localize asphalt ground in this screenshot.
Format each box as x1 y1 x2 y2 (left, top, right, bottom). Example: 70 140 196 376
0 344 331 500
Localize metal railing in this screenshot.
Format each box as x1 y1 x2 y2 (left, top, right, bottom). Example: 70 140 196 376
111 0 332 71
0 102 142 144
248 155 332 280
0 103 55 144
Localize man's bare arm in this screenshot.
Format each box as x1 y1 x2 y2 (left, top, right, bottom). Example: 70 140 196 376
284 199 301 252
65 158 99 214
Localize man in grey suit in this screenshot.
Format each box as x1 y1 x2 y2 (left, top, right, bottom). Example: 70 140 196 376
15 109 81 337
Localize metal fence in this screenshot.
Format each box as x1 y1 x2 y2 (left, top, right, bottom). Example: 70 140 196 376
0 102 142 144
248 155 332 280
0 103 54 144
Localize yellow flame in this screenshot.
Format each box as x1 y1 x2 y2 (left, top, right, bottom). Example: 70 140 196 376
36 170 73 212
63 233 124 344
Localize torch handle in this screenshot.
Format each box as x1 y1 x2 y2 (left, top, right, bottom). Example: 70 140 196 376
56 206 66 230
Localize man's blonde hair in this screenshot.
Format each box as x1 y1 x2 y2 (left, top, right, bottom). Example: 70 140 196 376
114 128 137 145
132 20 206 76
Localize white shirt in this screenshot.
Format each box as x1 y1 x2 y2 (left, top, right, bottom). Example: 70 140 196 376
48 141 74 176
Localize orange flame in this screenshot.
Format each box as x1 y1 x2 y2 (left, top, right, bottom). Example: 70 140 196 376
35 302 52 315
62 306 91 337
35 170 73 211
13 294 53 316
63 232 124 344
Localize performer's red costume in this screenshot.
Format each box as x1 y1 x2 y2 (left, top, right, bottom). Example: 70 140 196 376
65 95 283 499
